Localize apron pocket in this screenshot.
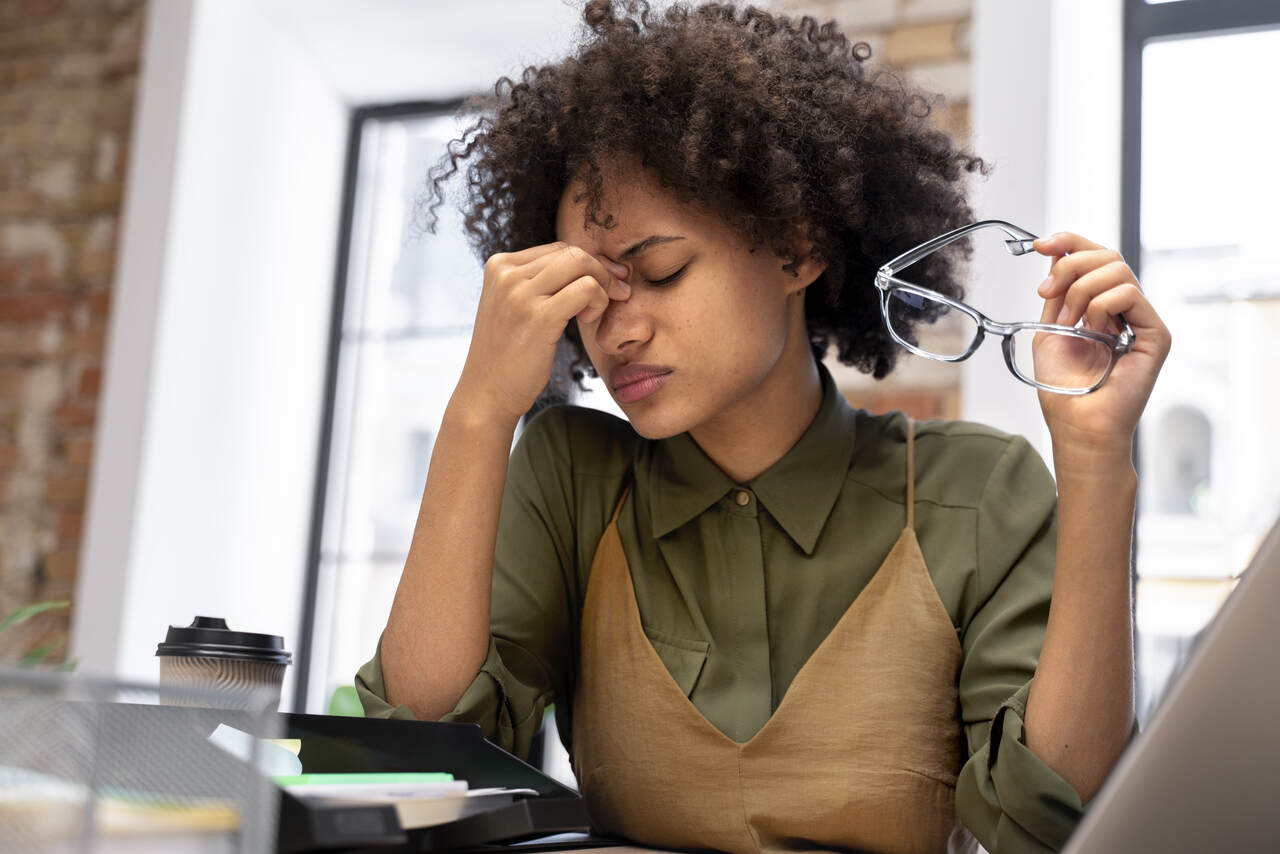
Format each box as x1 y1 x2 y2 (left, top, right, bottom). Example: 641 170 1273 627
642 625 709 697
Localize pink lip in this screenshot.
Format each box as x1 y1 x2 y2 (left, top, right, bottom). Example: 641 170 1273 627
610 364 672 404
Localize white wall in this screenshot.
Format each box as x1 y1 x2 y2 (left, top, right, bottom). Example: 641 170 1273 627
72 0 196 684
73 0 348 705
965 0 1053 459
966 0 1123 468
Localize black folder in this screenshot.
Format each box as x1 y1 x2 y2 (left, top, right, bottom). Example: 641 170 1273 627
272 712 609 853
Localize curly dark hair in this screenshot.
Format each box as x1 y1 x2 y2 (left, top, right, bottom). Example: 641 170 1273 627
424 0 986 401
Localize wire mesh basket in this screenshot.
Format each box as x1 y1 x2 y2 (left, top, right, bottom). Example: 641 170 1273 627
0 668 282 853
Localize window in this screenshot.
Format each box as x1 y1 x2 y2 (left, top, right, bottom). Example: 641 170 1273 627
1123 0 1280 722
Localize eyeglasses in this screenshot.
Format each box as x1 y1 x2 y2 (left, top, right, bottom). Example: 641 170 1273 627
874 220 1135 395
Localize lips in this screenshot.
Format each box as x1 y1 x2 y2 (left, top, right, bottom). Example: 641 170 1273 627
609 363 673 404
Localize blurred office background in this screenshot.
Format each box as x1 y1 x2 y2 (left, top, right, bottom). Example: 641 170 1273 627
0 0 1277 774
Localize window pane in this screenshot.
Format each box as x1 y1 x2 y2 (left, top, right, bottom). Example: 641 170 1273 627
310 556 404 714
305 109 482 711
325 334 472 562
342 114 483 337
1136 27 1280 720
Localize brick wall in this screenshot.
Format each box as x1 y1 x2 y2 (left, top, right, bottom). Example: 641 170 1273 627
775 0 974 420
0 0 146 662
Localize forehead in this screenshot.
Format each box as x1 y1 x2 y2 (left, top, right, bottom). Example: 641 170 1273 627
554 164 701 253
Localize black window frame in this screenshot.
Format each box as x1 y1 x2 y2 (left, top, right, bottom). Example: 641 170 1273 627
1120 0 1280 275
295 100 466 712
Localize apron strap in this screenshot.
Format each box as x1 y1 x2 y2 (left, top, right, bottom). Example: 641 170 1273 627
905 417 915 531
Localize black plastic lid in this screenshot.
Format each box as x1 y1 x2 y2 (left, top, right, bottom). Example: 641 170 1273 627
155 616 292 665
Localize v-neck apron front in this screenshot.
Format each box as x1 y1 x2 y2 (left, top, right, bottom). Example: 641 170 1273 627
570 419 979 854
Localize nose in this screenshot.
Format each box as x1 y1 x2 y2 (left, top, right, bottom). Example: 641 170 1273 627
592 293 652 356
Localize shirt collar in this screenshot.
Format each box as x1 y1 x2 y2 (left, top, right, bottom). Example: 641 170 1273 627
644 363 858 554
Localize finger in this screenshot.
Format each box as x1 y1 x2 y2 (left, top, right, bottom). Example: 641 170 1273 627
518 244 629 284
1081 284 1169 347
543 275 610 327
501 241 574 266
1082 294 1126 337
524 246 631 301
1039 291 1066 326
1032 231 1107 258
483 244 570 286
599 255 630 281
1036 249 1128 299
1055 260 1136 327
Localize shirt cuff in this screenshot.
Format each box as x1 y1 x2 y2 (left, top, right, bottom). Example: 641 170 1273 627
957 680 1088 853
353 633 551 760
442 634 551 760
353 633 420 721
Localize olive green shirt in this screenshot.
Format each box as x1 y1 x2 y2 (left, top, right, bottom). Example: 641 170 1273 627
357 365 1095 852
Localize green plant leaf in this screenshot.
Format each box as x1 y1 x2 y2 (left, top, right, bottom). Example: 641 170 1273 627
326 684 364 717
56 657 80 672
0 600 70 632
18 640 63 668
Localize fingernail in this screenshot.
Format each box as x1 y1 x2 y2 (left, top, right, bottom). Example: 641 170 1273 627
605 259 629 278
1037 276 1053 297
1056 305 1071 326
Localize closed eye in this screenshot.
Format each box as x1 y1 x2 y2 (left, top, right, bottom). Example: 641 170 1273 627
646 264 688 287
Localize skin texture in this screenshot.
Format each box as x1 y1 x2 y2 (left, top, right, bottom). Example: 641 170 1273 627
555 162 827 481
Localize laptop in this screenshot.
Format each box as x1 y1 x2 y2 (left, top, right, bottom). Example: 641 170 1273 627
1061 514 1280 852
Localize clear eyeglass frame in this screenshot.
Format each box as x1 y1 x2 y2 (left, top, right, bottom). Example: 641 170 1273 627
874 219 1135 396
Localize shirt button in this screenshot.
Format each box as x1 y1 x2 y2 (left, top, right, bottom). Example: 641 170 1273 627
734 490 751 507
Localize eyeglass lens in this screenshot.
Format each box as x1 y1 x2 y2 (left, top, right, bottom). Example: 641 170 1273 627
887 289 1114 392
885 288 972 358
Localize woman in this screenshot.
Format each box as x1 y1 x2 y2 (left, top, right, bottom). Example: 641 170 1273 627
356 3 1171 852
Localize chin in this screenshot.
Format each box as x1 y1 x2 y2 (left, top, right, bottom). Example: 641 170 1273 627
618 402 697 441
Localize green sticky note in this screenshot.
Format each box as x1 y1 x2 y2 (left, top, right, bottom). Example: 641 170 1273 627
272 772 454 786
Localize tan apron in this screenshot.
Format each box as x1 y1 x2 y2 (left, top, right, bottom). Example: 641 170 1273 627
571 420 978 854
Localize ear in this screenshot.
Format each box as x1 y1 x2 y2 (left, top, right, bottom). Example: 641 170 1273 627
781 225 827 296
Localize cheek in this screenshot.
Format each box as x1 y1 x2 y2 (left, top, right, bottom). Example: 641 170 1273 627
577 321 607 367
685 289 782 373
711 271 788 337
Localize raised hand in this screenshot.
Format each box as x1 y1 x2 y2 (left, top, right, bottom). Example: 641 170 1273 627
1031 232 1172 465
455 242 631 425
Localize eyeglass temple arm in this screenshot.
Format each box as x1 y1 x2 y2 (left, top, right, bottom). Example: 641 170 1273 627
878 220 1038 277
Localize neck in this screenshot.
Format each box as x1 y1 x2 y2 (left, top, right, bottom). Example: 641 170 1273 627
688 304 824 484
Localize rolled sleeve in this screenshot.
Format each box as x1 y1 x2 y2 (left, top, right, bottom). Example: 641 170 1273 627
954 435 1087 852
957 681 1086 853
441 634 555 759
355 631 555 759
354 632 419 721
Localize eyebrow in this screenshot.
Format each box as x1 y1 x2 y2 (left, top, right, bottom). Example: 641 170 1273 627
618 235 685 260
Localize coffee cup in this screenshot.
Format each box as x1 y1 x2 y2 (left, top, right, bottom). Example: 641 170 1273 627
156 616 292 710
